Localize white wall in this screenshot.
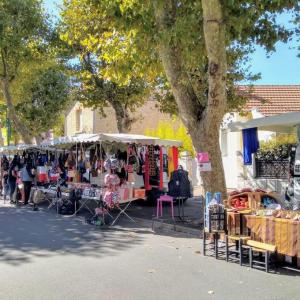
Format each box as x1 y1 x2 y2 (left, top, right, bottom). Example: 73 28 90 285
222 130 240 188
221 113 241 189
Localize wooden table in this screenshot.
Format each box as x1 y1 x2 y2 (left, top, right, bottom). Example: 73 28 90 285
245 215 300 257
227 210 251 236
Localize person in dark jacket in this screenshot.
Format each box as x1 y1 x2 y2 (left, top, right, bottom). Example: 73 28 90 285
1 156 9 200
8 156 19 203
20 159 35 205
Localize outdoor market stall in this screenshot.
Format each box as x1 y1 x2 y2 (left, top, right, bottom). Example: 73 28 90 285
202 112 300 271
0 143 65 205
37 133 183 224
203 192 300 271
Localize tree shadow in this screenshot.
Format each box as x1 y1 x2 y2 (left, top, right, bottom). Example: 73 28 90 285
0 205 148 266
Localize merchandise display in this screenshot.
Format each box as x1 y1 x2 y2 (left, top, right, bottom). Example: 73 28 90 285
0 134 182 225
204 189 300 270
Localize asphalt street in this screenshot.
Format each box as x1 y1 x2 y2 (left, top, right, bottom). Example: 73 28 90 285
0 203 299 300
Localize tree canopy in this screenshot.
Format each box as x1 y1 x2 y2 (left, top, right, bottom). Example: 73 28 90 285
0 0 71 143
60 2 151 133
15 65 70 141
0 0 50 143
60 0 298 193
60 0 298 114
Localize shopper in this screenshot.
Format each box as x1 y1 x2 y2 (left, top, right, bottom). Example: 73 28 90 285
8 156 19 203
20 159 35 205
1 156 10 200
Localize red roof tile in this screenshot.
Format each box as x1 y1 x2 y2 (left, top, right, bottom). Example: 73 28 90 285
237 85 300 116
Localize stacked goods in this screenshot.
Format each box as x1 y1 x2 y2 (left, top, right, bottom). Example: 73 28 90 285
205 203 226 232
133 188 146 198
226 188 278 211
228 196 249 209
271 210 300 221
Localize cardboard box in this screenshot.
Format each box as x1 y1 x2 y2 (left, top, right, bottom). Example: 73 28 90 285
133 189 146 198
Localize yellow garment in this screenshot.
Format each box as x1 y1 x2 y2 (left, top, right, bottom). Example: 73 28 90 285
168 147 174 178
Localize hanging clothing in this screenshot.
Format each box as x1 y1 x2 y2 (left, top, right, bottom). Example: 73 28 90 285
242 127 259 165
168 147 174 177
173 147 179 171
148 145 156 177
168 147 179 177
145 150 150 190
168 169 191 198
159 147 163 190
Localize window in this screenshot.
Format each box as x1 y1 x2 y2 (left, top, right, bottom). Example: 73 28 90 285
220 129 228 156
76 109 83 132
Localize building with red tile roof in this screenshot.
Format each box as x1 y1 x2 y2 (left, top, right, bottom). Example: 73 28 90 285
238 85 300 116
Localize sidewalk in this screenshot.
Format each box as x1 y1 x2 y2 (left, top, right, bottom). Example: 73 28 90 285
127 197 204 235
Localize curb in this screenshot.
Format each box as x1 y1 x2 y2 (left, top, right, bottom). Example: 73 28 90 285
134 217 202 237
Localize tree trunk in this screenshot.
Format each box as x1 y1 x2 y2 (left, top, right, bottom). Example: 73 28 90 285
0 121 4 146
1 78 33 144
153 0 227 196
201 0 227 196
35 135 43 145
110 99 133 133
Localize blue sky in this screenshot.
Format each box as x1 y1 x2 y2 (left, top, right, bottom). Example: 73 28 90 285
43 0 300 85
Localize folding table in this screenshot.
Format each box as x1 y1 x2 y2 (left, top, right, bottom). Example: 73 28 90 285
110 197 144 226
74 195 102 216
35 187 56 208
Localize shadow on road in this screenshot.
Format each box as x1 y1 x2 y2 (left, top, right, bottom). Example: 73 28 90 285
0 205 148 266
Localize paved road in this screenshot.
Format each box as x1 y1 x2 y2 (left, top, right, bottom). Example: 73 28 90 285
0 203 299 300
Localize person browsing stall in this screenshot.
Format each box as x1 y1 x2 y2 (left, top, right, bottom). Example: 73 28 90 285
20 159 35 205
1 156 10 200
8 156 20 203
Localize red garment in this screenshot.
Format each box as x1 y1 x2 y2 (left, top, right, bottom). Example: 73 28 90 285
172 147 179 171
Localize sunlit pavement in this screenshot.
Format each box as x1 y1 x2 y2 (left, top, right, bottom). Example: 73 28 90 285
0 202 299 300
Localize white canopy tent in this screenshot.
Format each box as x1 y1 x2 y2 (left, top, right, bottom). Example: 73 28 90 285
40 133 99 147
91 133 182 147
41 133 182 148
228 111 300 133
0 144 55 153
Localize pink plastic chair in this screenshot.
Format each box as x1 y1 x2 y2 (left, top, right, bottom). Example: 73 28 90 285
156 195 174 219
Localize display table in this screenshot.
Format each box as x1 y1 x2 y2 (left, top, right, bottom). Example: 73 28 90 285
227 210 251 236
245 215 300 257
35 186 70 212
75 195 102 216
111 197 145 226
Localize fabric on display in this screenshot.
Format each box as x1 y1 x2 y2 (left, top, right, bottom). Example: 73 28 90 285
172 146 179 171
145 149 150 190
245 215 300 257
168 147 176 177
168 169 191 198
134 172 144 188
159 147 163 190
148 145 156 177
104 173 121 207
242 127 259 165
